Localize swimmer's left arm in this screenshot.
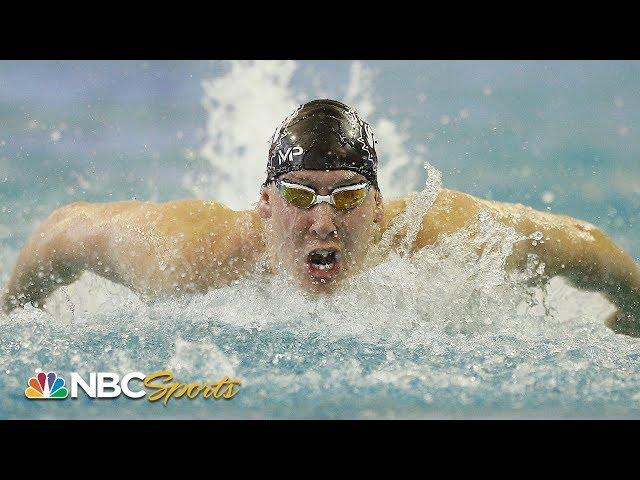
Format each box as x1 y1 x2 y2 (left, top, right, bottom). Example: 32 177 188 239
408 189 640 334
478 198 640 335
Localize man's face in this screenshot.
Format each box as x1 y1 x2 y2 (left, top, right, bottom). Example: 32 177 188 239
258 170 383 293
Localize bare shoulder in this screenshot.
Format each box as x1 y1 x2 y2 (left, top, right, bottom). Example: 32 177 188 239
60 198 249 233
382 187 602 249
47 198 261 264
136 199 248 236
382 188 483 249
75 199 262 292
123 199 263 252
471 194 602 241
149 199 263 251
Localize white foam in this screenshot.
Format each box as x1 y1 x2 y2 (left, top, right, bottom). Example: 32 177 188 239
1 63 637 419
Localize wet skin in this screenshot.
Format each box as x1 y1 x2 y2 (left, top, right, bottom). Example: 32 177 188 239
2 169 640 335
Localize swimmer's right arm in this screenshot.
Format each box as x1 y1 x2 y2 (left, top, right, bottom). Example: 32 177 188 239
0 201 165 313
1 201 100 313
2 199 264 314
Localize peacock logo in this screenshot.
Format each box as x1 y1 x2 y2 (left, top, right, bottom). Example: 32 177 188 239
25 370 69 399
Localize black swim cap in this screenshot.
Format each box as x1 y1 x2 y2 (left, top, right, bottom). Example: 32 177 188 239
265 99 379 189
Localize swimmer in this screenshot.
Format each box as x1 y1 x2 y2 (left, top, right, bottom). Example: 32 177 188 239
2 99 640 335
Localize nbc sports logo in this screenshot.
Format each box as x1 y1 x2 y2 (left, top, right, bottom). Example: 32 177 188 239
25 370 69 399
21 368 240 404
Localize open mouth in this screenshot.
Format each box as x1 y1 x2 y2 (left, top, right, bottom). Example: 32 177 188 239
306 248 342 279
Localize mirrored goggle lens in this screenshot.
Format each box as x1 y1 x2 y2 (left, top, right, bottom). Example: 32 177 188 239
281 185 316 208
333 187 368 210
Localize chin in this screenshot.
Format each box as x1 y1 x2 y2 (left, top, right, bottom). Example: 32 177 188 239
298 275 342 294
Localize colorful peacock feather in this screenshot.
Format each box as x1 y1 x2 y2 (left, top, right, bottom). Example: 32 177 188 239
25 370 68 399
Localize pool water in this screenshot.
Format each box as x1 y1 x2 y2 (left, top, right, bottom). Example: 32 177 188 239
1 61 640 419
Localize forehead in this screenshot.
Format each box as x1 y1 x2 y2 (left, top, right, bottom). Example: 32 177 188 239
281 169 367 186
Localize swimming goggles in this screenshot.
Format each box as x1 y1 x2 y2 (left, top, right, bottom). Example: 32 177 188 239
275 179 371 210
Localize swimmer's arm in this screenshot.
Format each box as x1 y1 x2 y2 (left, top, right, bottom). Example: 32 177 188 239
1 200 262 313
475 197 640 334
406 189 640 334
1 201 100 313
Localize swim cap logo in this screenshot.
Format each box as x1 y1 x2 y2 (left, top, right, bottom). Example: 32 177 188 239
265 99 379 188
269 104 304 160
277 146 304 165
363 121 376 149
357 120 376 163
25 370 69 399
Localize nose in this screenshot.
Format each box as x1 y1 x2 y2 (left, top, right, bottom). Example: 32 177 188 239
308 202 338 239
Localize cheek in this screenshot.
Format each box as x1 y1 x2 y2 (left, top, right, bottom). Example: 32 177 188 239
341 205 376 239
337 218 374 262
272 204 309 240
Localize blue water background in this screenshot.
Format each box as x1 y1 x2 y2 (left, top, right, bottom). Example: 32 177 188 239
1 61 640 419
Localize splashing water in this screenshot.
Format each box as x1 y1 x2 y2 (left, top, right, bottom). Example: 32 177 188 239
185 60 300 210
2 61 640 419
378 162 443 255
2 160 636 419
187 61 428 210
